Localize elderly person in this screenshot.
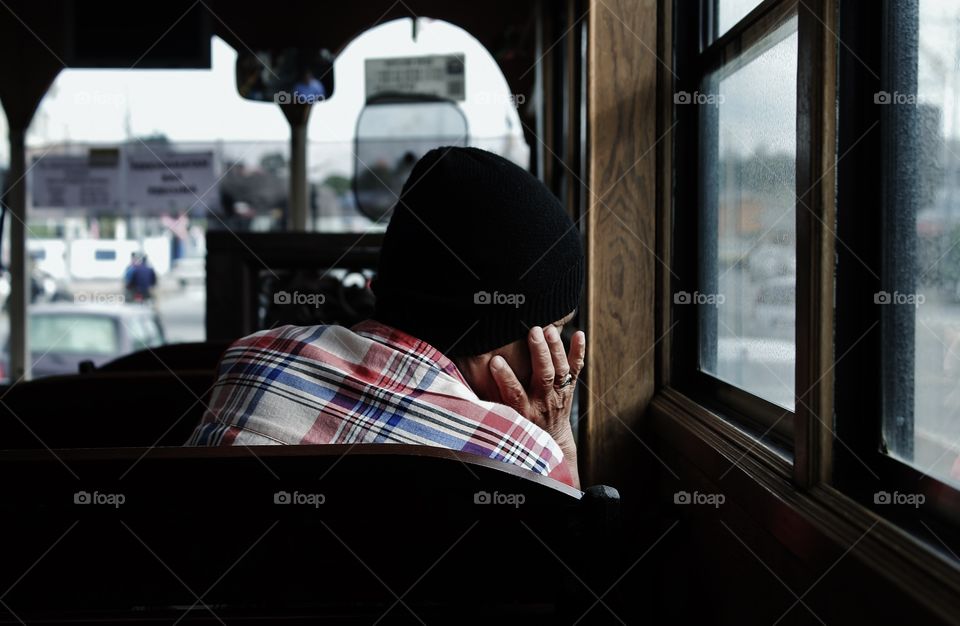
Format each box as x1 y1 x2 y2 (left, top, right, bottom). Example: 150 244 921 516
188 147 585 488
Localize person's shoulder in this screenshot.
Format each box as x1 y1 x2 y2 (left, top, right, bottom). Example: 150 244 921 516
228 324 368 354
218 324 377 379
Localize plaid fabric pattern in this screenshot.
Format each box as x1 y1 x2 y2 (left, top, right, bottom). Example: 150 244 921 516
187 320 574 486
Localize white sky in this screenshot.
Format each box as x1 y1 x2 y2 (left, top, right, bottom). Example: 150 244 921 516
12 17 522 155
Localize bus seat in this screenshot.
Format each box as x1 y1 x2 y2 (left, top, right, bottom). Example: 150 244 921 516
92 341 231 373
0 445 621 623
0 370 214 449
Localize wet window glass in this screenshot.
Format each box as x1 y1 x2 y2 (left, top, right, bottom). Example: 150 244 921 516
885 0 960 487
698 16 798 410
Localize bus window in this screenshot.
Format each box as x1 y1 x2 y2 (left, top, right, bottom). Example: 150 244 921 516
231 18 532 336
305 18 530 233
19 36 288 380
714 0 766 38
886 0 960 487
698 16 798 411
354 97 469 222
17 19 530 381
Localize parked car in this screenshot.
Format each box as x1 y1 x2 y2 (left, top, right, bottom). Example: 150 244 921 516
1 303 166 380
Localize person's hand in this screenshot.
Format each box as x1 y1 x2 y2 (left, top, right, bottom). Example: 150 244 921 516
489 325 585 487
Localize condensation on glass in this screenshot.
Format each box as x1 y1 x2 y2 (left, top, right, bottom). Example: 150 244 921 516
698 16 798 410
716 0 766 39
889 0 960 487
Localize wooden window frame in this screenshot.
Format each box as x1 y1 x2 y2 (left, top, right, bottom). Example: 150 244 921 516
644 0 960 615
831 0 960 540
668 0 822 458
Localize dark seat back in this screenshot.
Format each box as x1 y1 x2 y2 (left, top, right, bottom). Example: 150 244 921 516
94 341 230 373
0 370 214 449
0 445 620 623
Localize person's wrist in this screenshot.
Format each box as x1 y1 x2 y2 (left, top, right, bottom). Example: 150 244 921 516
561 446 580 489
549 423 577 460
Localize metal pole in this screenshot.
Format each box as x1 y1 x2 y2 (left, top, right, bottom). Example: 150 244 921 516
7 125 29 380
281 103 312 232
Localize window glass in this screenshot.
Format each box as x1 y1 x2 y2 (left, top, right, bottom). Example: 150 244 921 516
717 0 766 38
698 17 798 410
307 18 530 232
22 36 285 379
889 0 960 486
29 315 118 355
17 21 530 381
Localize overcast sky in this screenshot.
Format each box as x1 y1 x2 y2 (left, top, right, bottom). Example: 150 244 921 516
6 17 523 159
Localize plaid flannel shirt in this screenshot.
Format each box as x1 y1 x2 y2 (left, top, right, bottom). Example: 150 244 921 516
187 320 574 486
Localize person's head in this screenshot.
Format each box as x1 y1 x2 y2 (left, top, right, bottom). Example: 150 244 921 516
372 147 584 402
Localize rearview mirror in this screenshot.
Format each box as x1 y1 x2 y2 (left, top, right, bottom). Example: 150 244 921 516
236 48 334 105
353 95 468 223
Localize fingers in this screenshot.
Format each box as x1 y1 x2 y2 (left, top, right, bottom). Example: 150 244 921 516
527 326 555 395
544 325 569 382
567 330 586 379
489 355 529 414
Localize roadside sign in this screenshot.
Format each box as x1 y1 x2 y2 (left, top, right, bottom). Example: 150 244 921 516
125 150 218 214
30 153 121 213
365 54 465 101
29 147 219 216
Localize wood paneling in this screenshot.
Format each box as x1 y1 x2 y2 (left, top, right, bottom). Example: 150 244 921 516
583 0 659 487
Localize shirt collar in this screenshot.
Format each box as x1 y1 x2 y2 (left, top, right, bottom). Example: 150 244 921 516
352 320 469 385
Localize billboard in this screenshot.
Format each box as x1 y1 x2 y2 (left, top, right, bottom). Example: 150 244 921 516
29 146 219 216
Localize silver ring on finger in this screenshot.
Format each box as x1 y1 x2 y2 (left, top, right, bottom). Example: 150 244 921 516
554 372 574 390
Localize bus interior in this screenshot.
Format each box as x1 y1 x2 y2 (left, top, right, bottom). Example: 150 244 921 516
1 0 960 624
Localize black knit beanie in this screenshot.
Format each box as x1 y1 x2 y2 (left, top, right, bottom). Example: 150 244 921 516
372 146 584 358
